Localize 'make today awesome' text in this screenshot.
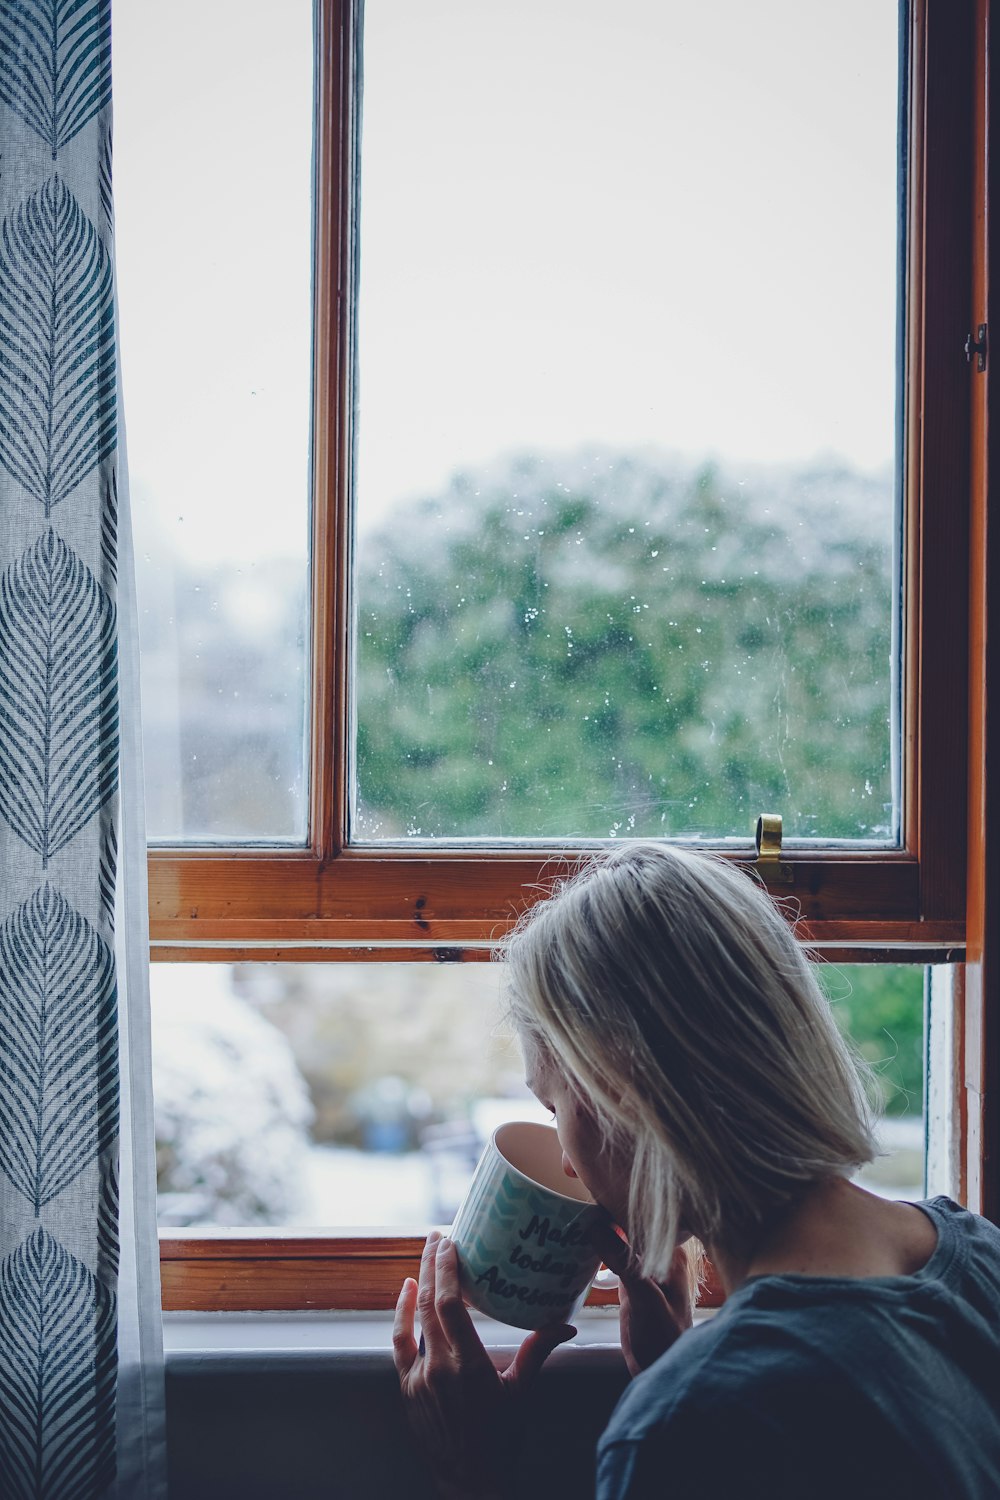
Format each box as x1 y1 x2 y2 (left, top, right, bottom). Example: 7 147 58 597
475 1214 592 1305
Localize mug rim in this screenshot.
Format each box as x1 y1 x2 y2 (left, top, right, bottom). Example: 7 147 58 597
491 1120 595 1207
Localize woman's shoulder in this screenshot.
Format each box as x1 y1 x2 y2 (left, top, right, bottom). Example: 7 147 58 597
918 1191 1000 1248
600 1196 1000 1462
912 1193 1000 1307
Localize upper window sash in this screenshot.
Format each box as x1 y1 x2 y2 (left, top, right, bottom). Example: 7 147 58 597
147 0 971 958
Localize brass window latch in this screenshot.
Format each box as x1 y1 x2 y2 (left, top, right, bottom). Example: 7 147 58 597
753 813 793 885
965 323 988 372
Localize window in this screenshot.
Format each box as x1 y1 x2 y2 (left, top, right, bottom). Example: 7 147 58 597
121 0 998 1306
144 0 968 955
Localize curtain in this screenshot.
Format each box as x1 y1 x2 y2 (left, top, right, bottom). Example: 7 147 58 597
0 2 167 1496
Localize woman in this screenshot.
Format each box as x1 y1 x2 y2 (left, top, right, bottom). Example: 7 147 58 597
394 843 1000 1498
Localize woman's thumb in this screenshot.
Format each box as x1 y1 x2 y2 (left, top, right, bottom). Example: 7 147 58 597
507 1323 576 1385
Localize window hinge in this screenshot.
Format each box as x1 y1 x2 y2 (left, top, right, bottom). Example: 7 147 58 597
965 323 988 372
753 813 794 886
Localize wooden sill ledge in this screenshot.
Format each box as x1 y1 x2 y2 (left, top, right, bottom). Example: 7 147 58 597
159 1231 725 1313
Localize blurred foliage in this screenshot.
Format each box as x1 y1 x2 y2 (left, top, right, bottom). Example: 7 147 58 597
356 452 893 840
819 964 925 1117
234 963 519 1147
151 970 315 1224
352 449 921 1113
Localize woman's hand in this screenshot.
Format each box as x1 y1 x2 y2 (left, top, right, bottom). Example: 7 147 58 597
393 1231 576 1500
590 1220 696 1378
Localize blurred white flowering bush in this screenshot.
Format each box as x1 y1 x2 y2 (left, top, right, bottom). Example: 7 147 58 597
151 966 315 1225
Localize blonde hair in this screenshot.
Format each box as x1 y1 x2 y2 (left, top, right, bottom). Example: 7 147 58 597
501 842 877 1281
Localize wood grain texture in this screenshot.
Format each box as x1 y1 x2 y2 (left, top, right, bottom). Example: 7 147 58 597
964 0 999 1220
908 0 973 919
149 941 962 965
147 849 936 950
310 0 354 863
158 1234 724 1313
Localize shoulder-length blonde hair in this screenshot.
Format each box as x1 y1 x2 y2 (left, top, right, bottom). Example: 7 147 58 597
500 842 877 1280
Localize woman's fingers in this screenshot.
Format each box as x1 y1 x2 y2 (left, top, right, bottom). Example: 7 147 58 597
415 1229 448 1358
393 1276 419 1375
584 1219 692 1375
589 1219 696 1313
433 1237 486 1361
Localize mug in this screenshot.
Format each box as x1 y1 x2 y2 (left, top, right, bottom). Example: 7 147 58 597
449 1120 604 1330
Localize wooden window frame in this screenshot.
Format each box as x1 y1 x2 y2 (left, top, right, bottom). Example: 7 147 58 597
156 0 1000 1309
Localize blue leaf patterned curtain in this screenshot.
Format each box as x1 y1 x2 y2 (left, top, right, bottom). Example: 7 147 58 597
0 2 166 1495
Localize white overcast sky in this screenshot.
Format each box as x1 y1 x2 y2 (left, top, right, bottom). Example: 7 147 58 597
114 1 899 567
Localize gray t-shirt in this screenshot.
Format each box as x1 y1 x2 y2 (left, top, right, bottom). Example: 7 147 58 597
597 1197 1000 1499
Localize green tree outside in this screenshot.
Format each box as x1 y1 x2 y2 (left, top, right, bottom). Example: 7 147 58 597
354 449 921 1110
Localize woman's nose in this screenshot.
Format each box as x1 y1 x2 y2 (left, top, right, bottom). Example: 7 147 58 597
561 1151 578 1179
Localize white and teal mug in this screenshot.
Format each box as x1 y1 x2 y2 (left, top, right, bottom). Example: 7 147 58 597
449 1120 604 1330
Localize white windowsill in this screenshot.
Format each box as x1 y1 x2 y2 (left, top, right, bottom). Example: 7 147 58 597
161 1306 626 1352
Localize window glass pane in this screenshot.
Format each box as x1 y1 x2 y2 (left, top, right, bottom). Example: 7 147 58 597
152 963 524 1228
151 961 923 1229
823 963 925 1201
115 1 312 841
354 1 901 842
